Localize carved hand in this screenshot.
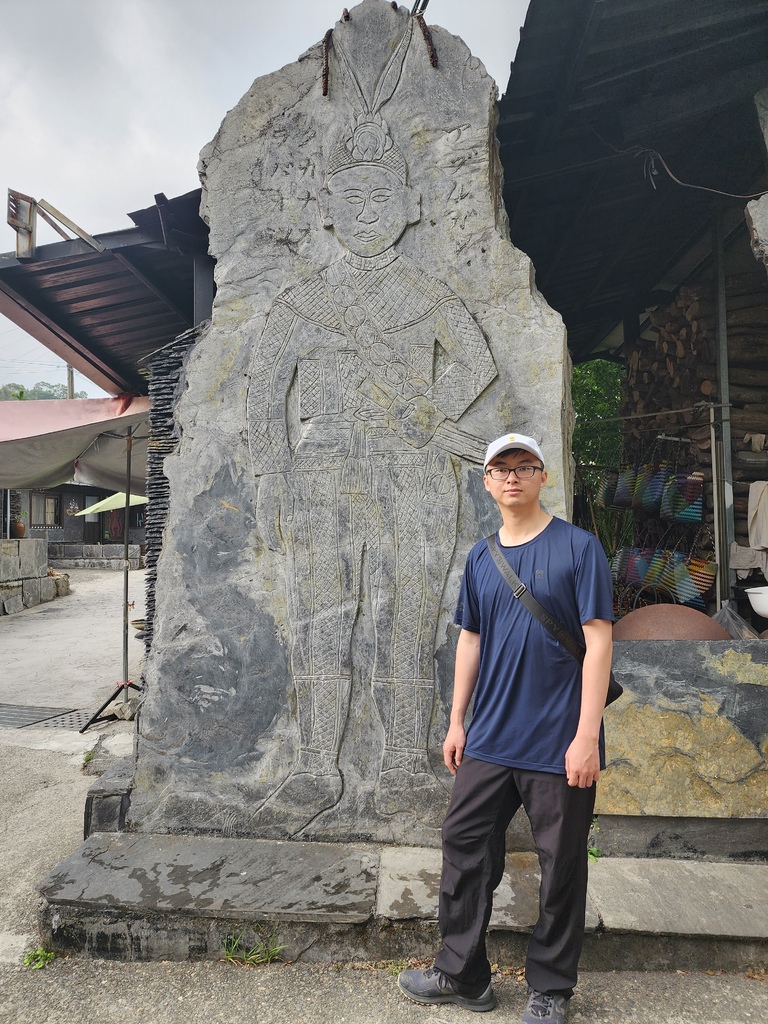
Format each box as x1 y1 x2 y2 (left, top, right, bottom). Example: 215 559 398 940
256 473 292 553
390 394 446 449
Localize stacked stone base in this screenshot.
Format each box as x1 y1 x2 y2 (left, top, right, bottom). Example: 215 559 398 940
1 538 69 614
36 833 768 971
48 543 142 571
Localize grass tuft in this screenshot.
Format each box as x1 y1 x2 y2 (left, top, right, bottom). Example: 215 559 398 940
222 926 285 967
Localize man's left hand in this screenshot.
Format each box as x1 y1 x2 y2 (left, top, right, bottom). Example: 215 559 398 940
564 734 600 788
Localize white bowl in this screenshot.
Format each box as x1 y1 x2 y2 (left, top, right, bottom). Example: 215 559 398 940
745 586 768 617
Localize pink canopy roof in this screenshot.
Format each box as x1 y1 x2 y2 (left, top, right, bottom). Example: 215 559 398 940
0 395 149 493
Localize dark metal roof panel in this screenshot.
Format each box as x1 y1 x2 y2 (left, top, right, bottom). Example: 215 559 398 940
0 192 210 393
498 0 768 360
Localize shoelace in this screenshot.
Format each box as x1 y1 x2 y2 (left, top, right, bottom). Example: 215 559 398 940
529 992 555 1018
424 967 449 989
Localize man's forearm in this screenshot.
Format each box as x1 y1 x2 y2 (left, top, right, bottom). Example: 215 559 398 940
576 619 613 739
451 629 481 723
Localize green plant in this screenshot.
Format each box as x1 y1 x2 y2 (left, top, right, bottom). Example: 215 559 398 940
222 926 285 966
82 749 95 769
572 359 624 469
587 815 602 863
574 465 633 560
571 359 632 561
23 946 55 969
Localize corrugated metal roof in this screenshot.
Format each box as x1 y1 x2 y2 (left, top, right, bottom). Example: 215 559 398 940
0 191 211 394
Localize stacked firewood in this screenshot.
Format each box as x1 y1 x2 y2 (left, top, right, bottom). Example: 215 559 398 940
621 269 768 549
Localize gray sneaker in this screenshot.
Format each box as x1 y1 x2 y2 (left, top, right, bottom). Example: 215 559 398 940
397 967 497 1012
521 988 568 1024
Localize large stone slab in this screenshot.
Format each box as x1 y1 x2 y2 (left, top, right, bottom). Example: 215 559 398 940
375 847 564 932
22 577 41 608
37 837 768 969
2 594 23 615
131 0 568 848
18 538 47 579
601 641 768 818
40 833 378 924
0 539 20 583
588 857 768 939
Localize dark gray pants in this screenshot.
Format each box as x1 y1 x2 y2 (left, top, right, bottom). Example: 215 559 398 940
433 756 596 997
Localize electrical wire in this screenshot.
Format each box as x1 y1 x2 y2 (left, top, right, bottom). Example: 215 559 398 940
580 401 730 425
591 127 768 201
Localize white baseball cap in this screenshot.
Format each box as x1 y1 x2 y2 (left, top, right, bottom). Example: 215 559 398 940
483 433 545 471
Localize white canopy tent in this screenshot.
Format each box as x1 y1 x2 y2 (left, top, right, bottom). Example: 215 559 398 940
0 395 149 492
0 395 150 729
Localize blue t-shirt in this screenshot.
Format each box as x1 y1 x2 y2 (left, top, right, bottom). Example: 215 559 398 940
454 516 614 774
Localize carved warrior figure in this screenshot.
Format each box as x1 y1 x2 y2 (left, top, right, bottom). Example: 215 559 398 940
246 12 497 823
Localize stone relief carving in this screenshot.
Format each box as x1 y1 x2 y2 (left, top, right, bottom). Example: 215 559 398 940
245 13 497 828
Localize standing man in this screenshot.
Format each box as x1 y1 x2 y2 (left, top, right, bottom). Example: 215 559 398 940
398 433 614 1022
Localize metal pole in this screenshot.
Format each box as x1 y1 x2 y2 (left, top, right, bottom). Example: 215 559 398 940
710 405 724 607
122 430 133 693
713 212 735 600
78 427 142 733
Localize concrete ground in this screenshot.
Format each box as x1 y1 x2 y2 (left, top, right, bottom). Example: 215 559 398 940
0 569 766 1023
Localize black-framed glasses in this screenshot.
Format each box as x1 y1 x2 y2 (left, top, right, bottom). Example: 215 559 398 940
486 465 543 481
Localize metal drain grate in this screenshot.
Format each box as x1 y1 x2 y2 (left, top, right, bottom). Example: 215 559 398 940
0 703 77 729
35 709 94 731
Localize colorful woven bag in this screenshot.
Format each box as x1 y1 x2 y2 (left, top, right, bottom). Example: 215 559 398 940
612 465 638 509
595 469 619 510
660 471 704 522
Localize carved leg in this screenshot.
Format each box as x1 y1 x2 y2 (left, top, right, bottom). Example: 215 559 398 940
372 677 442 818
295 674 350 778
258 675 350 823
264 471 357 821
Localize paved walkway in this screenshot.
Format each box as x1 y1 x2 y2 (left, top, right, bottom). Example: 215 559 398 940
0 569 766 1023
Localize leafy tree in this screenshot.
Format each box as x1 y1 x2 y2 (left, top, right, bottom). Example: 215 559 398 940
572 359 624 468
0 380 88 400
571 359 631 557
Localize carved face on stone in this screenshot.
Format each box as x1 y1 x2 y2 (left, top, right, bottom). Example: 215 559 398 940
321 165 420 258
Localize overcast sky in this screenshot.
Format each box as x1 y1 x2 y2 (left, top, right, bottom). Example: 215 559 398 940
0 0 529 397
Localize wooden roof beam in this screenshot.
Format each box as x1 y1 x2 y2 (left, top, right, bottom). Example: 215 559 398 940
110 250 193 328
621 60 768 140
0 279 133 395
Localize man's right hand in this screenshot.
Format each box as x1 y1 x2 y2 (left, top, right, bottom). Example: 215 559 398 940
443 722 467 776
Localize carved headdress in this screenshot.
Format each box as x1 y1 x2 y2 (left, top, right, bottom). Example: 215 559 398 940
325 14 414 184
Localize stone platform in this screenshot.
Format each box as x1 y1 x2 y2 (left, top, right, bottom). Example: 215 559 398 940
48 543 142 571
37 833 768 971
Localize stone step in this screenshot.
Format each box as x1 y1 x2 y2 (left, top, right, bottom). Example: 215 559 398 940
37 833 768 971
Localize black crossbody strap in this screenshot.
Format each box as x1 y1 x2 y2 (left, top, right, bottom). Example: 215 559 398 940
485 534 623 707
485 533 585 665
